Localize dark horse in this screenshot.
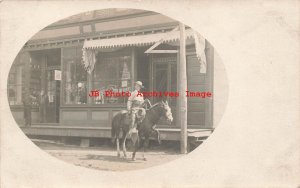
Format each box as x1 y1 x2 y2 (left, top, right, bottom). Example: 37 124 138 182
132 100 173 161
111 99 173 160
111 100 149 158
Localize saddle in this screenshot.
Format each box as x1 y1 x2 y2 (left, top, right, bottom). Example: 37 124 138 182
136 108 146 123
121 108 146 125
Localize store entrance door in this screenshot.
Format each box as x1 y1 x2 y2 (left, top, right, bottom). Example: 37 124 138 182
45 67 61 123
152 56 177 126
41 49 61 123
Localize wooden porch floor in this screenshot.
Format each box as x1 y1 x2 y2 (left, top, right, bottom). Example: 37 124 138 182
20 123 214 141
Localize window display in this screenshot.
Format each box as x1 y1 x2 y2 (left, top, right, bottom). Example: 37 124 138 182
62 47 132 105
8 65 23 105
63 47 87 105
92 54 132 104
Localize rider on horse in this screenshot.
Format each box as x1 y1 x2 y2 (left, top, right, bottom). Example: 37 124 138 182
127 81 146 135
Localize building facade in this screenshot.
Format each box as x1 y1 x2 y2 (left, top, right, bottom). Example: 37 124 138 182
8 9 214 140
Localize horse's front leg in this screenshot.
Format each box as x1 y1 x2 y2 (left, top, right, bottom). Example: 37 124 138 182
116 138 120 157
142 136 149 161
131 134 139 161
122 132 128 158
151 125 161 145
155 129 161 145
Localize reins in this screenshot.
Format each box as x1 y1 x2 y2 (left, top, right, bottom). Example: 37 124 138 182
148 103 159 110
145 102 164 124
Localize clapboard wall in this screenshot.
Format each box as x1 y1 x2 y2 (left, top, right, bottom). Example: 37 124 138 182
187 41 214 128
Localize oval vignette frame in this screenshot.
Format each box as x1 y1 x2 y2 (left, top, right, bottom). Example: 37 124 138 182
6 8 229 171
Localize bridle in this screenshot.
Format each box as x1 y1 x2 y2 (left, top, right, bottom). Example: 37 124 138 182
146 100 170 121
143 98 152 110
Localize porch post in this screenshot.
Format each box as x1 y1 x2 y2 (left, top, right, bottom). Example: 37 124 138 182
179 23 188 154
131 47 136 90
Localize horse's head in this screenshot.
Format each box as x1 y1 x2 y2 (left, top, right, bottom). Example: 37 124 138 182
158 100 173 124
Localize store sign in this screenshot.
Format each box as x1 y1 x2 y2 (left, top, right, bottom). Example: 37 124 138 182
121 62 130 80
49 95 54 103
54 70 61 80
121 80 127 87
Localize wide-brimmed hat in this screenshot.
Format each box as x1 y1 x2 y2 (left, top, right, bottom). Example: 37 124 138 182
135 81 144 88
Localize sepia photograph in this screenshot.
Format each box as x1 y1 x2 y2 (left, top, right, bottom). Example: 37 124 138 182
2 1 299 187
7 8 227 171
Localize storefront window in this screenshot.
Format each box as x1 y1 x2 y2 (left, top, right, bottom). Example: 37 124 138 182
92 53 132 104
63 47 87 105
8 64 23 105
8 52 43 107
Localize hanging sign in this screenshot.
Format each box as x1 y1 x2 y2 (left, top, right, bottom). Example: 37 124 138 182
121 80 128 87
54 70 61 80
121 62 130 80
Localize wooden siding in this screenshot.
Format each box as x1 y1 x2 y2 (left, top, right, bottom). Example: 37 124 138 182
186 42 213 128
29 13 176 43
10 107 39 125
31 26 81 40
187 55 207 126
94 14 174 33
59 106 125 127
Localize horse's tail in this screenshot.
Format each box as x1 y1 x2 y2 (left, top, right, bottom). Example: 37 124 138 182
111 114 118 144
111 111 125 144
111 126 116 144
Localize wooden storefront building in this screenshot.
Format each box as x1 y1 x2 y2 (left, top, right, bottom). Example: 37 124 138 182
8 9 214 143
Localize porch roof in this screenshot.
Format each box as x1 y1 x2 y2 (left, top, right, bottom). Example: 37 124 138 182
82 28 194 49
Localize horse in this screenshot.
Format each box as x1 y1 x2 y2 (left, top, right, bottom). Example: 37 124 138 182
111 99 151 158
131 100 173 161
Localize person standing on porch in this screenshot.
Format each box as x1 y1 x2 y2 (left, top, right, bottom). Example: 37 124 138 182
127 81 144 135
38 90 48 123
22 89 36 126
77 82 87 104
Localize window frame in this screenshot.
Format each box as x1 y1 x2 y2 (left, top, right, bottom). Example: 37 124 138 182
7 55 25 107
90 48 133 106
61 46 89 106
61 46 133 107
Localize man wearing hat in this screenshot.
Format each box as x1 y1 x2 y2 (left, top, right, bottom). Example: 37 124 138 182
127 81 145 135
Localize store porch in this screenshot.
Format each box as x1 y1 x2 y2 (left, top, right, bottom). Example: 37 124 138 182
21 124 214 149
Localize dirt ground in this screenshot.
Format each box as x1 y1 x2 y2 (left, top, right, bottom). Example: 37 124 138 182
35 140 183 171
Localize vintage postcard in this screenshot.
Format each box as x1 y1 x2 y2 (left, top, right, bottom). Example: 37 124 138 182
0 0 299 187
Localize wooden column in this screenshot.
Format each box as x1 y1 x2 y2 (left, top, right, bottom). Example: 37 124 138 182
41 54 47 93
22 51 32 98
131 47 136 90
178 23 188 154
205 41 214 128
87 67 93 104
60 48 64 123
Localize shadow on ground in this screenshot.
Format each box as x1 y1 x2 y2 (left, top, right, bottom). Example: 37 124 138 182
79 154 143 163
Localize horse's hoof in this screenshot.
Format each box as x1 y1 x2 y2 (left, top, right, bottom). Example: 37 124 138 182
143 157 147 161
117 154 121 158
132 157 136 161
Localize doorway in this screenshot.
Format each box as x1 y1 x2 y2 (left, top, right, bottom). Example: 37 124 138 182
45 67 61 123
44 49 61 123
30 49 61 123
151 55 177 126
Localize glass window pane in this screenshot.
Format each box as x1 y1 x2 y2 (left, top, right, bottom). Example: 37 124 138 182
63 47 87 105
92 53 131 104
8 64 24 106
